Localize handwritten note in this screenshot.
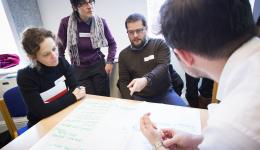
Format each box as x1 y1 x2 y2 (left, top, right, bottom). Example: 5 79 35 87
30 99 201 150
30 99 139 150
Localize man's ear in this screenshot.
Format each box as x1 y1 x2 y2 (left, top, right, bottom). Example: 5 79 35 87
174 48 194 67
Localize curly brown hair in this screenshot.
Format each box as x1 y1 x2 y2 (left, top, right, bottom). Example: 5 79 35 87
21 27 56 58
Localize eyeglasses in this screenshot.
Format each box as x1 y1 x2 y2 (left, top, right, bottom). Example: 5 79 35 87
79 0 95 7
127 28 146 36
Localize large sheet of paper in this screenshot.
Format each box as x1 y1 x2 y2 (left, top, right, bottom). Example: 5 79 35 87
30 98 201 150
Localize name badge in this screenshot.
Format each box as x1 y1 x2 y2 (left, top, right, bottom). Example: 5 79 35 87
144 55 155 62
54 75 66 85
40 81 67 104
79 32 91 37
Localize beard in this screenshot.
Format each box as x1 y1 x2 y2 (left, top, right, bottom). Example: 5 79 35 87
130 36 149 50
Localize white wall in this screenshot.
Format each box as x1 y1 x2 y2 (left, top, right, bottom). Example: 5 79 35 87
37 0 71 33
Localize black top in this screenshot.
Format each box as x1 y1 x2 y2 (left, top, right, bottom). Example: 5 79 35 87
118 38 172 99
257 16 260 26
17 57 78 127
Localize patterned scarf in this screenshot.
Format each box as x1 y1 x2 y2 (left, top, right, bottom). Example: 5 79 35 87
67 13 108 66
90 15 108 49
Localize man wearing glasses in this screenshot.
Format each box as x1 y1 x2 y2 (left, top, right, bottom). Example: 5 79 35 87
118 13 186 106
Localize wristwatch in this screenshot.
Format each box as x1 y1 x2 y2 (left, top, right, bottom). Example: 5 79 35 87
154 141 164 150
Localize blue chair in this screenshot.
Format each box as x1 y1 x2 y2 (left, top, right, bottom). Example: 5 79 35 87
0 87 28 139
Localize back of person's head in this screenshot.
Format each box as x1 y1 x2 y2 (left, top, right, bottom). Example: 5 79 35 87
160 0 256 59
22 27 55 58
70 0 95 10
125 13 147 29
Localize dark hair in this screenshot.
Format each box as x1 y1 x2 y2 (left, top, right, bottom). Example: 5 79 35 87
70 0 95 10
125 13 147 29
160 0 256 59
22 27 56 58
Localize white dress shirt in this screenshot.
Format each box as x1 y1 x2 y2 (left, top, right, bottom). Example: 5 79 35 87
199 37 260 149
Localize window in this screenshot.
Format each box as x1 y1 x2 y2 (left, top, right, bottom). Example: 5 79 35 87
147 0 165 39
0 0 19 55
250 0 255 11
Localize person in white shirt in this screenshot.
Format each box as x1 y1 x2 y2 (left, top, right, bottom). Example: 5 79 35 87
140 0 260 149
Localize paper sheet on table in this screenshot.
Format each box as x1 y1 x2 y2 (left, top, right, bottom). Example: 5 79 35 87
30 98 139 150
30 99 201 150
124 102 201 150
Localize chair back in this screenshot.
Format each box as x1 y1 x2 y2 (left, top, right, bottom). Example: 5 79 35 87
3 87 27 117
0 99 18 139
0 86 28 139
211 82 219 103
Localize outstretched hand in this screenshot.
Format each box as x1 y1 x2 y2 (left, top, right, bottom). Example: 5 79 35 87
127 77 148 96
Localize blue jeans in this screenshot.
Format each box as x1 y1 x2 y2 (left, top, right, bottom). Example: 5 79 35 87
133 89 187 106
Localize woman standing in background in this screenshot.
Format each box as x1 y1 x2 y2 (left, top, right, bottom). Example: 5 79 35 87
58 0 117 96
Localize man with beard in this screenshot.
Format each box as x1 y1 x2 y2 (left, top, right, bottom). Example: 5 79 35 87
118 13 186 106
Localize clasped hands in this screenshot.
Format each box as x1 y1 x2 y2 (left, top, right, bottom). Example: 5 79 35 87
72 86 86 100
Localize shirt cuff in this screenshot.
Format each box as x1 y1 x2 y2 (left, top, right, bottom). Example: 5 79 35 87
144 75 152 87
